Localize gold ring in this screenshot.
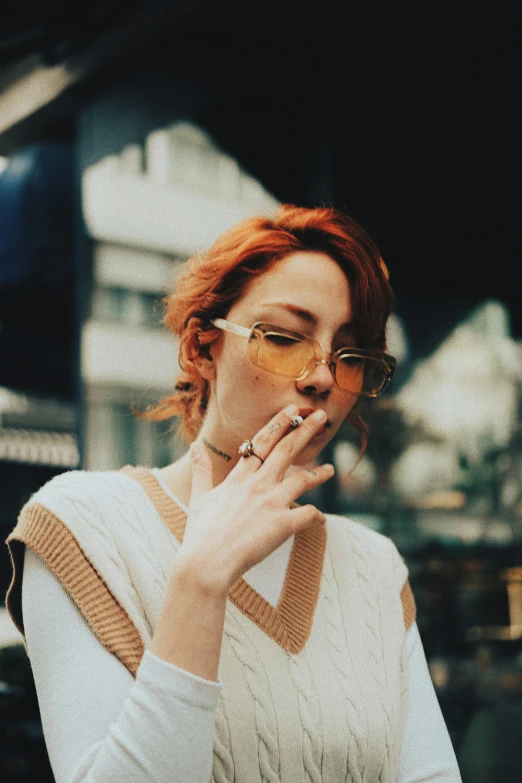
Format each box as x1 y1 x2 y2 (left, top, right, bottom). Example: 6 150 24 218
238 440 264 463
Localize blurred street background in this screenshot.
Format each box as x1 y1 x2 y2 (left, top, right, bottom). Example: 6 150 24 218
1 1 521 780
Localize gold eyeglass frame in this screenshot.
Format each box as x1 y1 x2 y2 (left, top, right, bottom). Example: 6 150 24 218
211 318 396 398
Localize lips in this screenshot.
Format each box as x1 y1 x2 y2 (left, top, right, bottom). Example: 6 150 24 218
297 407 332 430
297 407 316 418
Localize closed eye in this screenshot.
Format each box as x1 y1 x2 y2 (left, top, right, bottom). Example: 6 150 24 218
338 354 365 366
264 333 302 347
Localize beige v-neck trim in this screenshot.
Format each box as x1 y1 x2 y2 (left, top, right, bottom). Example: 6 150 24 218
121 465 327 655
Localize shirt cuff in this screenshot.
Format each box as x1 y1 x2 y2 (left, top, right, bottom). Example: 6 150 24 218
136 649 222 711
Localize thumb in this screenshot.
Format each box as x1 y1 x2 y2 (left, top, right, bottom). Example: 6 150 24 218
189 441 213 501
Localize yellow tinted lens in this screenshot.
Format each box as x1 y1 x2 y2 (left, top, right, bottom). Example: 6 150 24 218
255 331 314 377
336 355 384 394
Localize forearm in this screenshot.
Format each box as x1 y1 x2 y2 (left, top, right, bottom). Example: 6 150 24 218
23 548 221 783
150 557 228 682
70 651 219 783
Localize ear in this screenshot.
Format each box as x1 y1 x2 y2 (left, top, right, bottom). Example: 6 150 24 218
194 343 216 380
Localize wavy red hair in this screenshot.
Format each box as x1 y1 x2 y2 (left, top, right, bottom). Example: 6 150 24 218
135 204 395 449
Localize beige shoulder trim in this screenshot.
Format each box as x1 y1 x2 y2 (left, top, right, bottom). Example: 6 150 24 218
401 578 417 631
5 502 144 677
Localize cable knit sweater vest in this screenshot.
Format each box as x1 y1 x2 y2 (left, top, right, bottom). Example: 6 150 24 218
6 466 416 783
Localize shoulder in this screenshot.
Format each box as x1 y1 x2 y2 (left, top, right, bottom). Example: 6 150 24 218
17 465 162 535
29 466 137 516
325 512 405 566
8 465 159 564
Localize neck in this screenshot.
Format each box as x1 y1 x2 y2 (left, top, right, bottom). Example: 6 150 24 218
159 422 244 507
197 423 243 486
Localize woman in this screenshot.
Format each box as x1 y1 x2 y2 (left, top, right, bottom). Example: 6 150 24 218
5 204 461 782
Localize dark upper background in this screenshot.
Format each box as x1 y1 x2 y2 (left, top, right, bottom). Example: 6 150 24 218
0 0 520 376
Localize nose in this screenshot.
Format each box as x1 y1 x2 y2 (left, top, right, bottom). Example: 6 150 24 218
295 358 335 396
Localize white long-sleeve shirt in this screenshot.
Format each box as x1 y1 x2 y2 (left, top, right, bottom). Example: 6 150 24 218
21 475 462 783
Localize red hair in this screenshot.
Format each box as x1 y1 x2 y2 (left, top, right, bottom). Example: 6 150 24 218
135 204 395 448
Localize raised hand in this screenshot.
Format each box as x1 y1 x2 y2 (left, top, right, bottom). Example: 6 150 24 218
179 405 334 595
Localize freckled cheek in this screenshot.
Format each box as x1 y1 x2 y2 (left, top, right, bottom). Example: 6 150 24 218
254 373 277 387
218 351 289 409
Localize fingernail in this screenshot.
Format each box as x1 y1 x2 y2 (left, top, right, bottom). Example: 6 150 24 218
315 409 327 421
323 463 335 472
285 404 298 415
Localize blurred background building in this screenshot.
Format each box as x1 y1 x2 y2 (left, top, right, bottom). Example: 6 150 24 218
1 1 521 780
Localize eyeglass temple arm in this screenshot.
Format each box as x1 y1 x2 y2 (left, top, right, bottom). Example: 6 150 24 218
211 318 251 339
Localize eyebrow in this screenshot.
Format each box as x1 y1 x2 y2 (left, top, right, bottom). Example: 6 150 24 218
260 302 354 333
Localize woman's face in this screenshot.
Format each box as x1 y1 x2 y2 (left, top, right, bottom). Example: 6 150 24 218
203 251 359 466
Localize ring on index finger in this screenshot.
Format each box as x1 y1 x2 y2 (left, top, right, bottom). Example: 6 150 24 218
238 439 265 464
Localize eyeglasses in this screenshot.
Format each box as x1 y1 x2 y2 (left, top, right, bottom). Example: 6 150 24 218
210 318 396 397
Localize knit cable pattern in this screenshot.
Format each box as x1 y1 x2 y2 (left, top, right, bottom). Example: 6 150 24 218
225 612 280 783
323 549 368 783
49 473 129 581
350 526 395 783
286 649 323 783
212 695 235 783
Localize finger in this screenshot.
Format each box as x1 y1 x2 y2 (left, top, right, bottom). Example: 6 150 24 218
278 463 335 505
285 503 327 534
189 441 214 501
262 408 328 478
233 404 300 473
